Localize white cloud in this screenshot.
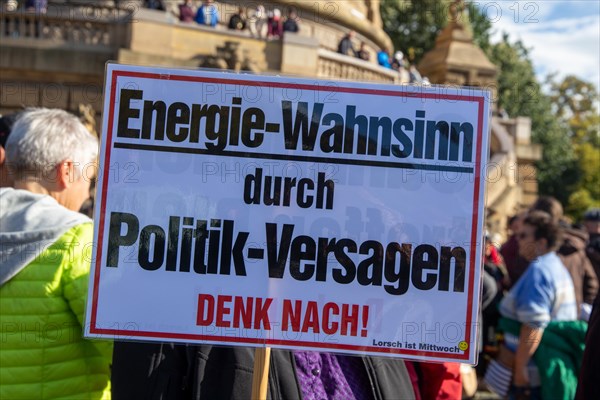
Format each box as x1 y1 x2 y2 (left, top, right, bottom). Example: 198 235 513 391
480 2 600 90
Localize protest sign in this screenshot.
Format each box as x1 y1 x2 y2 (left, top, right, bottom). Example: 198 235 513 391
84 63 491 363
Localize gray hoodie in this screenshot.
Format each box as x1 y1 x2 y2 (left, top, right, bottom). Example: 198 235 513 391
0 187 91 286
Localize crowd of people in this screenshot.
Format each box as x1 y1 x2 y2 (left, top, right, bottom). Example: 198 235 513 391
478 198 600 399
2 0 47 13
376 50 427 85
0 107 455 400
146 0 425 82
1 106 599 400
144 0 301 40
335 31 426 84
4 0 425 83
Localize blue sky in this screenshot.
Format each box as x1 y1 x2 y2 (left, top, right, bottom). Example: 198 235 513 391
475 1 600 91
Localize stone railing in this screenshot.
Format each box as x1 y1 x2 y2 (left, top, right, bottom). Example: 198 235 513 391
0 4 132 48
487 118 517 206
317 49 399 83
484 117 519 240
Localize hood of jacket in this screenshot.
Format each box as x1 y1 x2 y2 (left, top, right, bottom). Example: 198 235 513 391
560 225 589 256
0 187 91 286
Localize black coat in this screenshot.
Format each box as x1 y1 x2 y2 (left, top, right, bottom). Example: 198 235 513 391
576 292 600 400
337 37 356 57
111 341 416 400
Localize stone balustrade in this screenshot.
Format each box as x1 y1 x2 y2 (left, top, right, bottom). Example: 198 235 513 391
317 49 399 83
0 2 530 240
0 4 131 48
2 5 400 85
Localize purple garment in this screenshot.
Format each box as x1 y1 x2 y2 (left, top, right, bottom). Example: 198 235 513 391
293 351 373 400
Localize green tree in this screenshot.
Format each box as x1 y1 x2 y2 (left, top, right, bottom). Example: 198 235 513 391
381 1 581 205
548 75 600 218
465 1 492 54
485 36 579 204
549 75 599 123
566 189 600 222
577 143 600 199
381 0 492 64
381 0 451 63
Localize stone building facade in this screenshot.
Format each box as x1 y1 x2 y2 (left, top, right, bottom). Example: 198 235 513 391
0 0 538 240
0 0 398 119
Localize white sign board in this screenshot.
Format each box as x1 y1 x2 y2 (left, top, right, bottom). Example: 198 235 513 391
85 64 491 364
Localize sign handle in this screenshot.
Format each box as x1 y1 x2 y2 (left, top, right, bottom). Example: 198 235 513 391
251 347 271 399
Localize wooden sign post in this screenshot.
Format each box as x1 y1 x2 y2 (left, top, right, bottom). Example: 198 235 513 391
251 347 271 399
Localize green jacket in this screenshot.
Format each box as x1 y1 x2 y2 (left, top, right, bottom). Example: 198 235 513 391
499 317 587 400
0 189 112 399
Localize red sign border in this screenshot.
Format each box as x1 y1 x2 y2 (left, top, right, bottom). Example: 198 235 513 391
89 67 486 361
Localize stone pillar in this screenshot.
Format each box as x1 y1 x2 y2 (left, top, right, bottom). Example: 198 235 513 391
280 33 319 77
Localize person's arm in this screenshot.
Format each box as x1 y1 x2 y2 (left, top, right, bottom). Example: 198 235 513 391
214 8 220 26
481 268 498 311
582 255 599 306
513 324 543 386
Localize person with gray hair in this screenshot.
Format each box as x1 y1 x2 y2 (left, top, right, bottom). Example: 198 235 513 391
0 108 112 399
